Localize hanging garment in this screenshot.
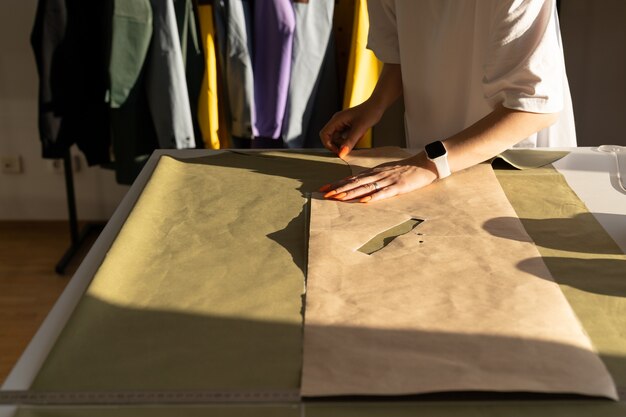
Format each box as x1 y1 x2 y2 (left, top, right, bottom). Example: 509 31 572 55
145 0 196 150
109 0 158 184
215 0 255 141
253 0 296 141
332 0 355 103
343 0 382 148
281 0 339 148
110 0 202 150
301 39 340 148
31 0 111 165
197 0 221 149
108 0 196 184
208 0 234 148
174 0 205 147
109 0 152 109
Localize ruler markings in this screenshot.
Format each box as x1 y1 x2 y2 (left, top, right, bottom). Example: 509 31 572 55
0 390 301 405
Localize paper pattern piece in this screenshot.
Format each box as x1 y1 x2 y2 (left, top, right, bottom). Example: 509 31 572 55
301 149 617 399
495 149 570 169
30 152 350 392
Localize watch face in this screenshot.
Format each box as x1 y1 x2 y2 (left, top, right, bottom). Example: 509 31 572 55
425 141 447 159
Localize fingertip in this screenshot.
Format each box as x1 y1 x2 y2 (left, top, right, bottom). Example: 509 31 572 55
320 132 338 153
338 146 350 159
359 196 372 203
318 184 332 192
324 190 338 198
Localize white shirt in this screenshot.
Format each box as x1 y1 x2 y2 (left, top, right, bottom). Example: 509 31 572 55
367 0 576 148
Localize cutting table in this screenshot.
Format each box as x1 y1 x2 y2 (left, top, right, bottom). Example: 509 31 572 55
1 147 625 417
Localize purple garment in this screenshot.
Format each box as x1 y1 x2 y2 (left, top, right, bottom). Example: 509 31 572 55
253 0 296 139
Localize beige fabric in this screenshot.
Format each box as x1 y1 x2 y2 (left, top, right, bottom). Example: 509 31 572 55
301 149 617 398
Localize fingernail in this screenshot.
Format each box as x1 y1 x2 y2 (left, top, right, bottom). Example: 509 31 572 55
338 146 350 159
360 196 372 203
334 192 347 199
324 190 338 198
318 184 332 192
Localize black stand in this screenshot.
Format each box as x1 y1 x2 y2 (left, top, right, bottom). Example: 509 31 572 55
55 150 104 275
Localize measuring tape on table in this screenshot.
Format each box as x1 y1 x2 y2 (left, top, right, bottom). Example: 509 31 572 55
0 389 301 406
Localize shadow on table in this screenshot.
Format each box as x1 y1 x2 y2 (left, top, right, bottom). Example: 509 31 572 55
14 297 625 406
176 151 351 197
516 256 626 298
482 215 626 298
483 214 626 255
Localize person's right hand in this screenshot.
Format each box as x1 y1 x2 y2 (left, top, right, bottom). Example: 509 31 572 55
319 101 383 159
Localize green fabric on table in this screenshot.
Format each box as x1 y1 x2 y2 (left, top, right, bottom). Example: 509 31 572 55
30 152 349 391
23 152 626 415
357 218 424 255
305 401 626 417
495 166 626 395
11 402 626 417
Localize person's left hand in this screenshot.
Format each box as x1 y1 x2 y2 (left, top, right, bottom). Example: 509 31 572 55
319 153 439 203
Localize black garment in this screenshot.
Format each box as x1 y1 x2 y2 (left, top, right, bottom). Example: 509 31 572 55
31 0 112 165
250 137 285 149
109 66 160 185
108 0 203 184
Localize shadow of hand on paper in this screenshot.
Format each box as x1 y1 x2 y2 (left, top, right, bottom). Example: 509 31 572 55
483 214 626 255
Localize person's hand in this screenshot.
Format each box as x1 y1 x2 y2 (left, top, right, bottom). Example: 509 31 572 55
319 153 439 203
319 101 383 158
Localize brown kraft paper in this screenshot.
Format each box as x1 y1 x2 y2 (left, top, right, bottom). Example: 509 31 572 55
301 149 617 399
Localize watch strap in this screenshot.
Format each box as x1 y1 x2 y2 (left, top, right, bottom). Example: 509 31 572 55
425 141 451 179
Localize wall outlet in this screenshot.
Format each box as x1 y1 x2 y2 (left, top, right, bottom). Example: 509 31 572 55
1 155 23 174
48 155 82 174
49 159 64 174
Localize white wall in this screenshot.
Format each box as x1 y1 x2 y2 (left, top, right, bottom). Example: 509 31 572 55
0 0 128 221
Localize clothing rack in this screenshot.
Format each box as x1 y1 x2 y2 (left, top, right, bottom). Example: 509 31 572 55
55 149 104 275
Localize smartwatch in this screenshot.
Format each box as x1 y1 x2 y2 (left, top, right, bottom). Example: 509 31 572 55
424 140 451 179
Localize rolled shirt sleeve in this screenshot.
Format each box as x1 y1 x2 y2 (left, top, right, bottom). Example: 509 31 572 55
483 0 565 114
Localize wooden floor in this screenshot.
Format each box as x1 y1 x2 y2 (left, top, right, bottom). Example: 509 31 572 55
0 221 98 384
